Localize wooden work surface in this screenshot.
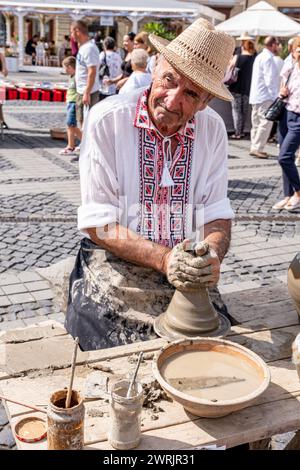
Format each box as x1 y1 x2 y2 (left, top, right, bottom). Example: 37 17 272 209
0 284 300 450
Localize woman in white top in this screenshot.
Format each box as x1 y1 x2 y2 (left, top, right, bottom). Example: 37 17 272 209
99 36 122 99
118 49 152 95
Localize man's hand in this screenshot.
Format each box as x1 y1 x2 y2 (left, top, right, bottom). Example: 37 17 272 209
83 91 91 106
165 240 220 291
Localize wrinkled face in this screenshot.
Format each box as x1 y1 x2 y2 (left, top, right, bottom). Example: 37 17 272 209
123 35 134 52
148 57 213 136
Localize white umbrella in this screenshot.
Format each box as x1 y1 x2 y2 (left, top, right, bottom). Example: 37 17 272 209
216 1 300 37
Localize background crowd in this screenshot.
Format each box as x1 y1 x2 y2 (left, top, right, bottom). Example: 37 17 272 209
1 19 300 213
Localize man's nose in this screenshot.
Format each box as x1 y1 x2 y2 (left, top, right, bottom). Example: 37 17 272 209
165 88 183 111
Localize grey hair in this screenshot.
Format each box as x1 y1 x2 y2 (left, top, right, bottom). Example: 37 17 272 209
131 49 148 69
104 36 115 50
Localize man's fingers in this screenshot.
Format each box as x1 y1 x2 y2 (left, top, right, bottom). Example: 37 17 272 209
198 273 220 284
177 264 212 277
184 253 212 268
173 279 201 291
194 242 209 256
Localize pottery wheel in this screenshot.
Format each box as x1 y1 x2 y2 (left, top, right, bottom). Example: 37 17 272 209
154 312 231 340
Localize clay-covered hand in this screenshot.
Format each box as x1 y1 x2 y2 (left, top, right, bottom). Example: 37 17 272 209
165 240 220 291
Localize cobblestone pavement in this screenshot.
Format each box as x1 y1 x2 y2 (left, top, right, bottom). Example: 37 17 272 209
0 86 299 449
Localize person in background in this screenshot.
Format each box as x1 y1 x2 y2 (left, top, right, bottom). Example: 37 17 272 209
272 37 300 211
25 35 39 65
119 49 152 94
59 35 70 66
94 31 103 52
59 56 82 156
284 37 300 167
229 35 256 139
70 20 100 134
133 31 157 75
0 52 8 129
234 31 252 55
99 36 122 100
268 42 284 144
284 37 297 68
249 36 280 158
49 41 57 56
110 32 135 91
70 35 79 57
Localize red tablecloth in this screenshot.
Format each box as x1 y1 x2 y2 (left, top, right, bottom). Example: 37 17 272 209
1 86 67 102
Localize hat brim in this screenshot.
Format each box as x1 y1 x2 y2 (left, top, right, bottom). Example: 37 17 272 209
236 36 255 41
149 34 233 102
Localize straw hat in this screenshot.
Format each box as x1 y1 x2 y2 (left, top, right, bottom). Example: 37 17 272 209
236 32 255 41
149 18 235 101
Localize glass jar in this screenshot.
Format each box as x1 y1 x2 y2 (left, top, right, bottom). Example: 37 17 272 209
108 379 143 450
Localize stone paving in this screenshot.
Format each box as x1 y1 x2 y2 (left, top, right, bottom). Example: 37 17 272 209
0 74 299 449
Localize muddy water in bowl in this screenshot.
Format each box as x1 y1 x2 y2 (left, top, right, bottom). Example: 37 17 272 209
161 350 262 401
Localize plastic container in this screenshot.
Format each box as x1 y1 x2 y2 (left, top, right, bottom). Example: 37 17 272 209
47 389 85 450
14 416 47 443
108 379 143 450
101 76 110 94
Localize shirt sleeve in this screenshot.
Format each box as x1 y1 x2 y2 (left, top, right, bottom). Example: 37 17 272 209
201 117 234 224
84 45 100 68
263 57 279 100
78 105 122 232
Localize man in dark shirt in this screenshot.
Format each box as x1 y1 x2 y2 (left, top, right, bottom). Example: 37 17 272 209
25 35 39 64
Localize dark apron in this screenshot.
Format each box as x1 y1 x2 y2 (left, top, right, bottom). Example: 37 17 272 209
65 238 229 351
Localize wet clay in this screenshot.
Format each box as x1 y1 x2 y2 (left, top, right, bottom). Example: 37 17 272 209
161 350 262 401
53 396 79 409
17 420 46 439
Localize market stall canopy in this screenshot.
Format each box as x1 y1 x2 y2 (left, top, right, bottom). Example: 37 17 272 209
216 1 300 37
0 0 223 18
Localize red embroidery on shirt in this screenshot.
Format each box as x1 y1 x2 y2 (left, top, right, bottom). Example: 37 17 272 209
135 89 194 247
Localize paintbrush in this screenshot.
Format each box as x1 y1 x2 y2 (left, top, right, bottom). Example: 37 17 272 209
65 337 79 408
0 395 47 414
126 352 143 398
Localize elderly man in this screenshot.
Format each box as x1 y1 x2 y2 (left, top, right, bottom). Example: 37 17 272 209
65 19 235 351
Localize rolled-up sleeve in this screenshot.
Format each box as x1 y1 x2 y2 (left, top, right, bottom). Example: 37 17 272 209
78 106 122 232
201 116 234 224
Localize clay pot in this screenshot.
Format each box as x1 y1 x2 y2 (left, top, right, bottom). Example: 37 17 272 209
287 253 300 318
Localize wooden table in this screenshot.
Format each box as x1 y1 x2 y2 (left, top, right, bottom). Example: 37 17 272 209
1 284 300 450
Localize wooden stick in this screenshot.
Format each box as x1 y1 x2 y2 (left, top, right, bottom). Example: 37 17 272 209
0 395 47 414
65 337 79 408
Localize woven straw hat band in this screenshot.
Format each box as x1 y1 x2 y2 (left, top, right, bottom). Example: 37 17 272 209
149 18 235 101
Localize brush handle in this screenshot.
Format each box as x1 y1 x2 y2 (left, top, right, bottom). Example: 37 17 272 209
65 337 79 408
0 395 47 414
126 352 143 398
